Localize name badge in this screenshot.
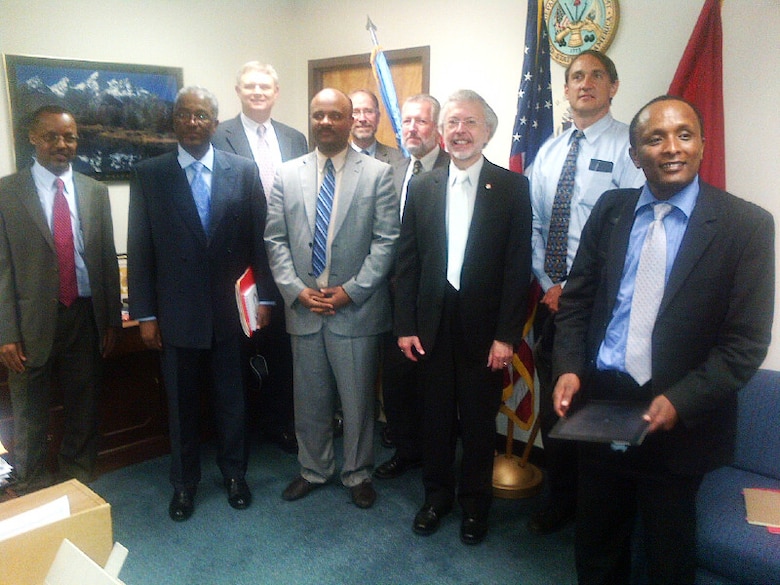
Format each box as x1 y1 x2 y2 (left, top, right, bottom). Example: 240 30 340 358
589 159 614 173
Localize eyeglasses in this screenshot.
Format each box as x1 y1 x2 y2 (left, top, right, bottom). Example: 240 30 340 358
352 108 377 118
37 132 79 145
174 111 213 124
444 118 481 131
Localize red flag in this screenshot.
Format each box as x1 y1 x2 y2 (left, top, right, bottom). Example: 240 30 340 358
668 0 725 189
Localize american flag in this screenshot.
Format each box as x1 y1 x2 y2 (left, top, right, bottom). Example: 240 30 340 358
509 0 554 174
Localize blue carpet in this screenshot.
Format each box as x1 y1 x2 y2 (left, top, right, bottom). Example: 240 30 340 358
90 434 576 585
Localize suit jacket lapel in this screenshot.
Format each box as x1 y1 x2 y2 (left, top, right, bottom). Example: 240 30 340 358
604 190 640 311
299 153 319 236
272 120 292 162
225 117 253 159
73 174 94 249
660 183 718 314
168 155 208 246
330 150 361 239
19 170 55 251
209 151 236 240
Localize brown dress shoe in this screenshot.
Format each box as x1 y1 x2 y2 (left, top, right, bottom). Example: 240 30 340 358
282 475 322 501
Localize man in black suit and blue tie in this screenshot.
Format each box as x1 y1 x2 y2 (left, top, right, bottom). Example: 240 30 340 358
129 86 273 521
212 62 308 454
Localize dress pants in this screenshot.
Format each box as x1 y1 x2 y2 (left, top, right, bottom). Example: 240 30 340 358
161 334 247 491
291 328 379 487
418 283 503 517
246 301 295 437
380 330 421 460
575 370 702 585
9 298 101 488
534 306 578 509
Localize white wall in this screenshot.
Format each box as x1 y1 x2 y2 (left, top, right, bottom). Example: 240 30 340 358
1 0 779 366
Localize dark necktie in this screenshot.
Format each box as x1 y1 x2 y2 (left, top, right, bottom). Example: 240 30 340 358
52 178 78 306
544 130 584 283
312 158 335 277
190 161 211 230
412 159 423 175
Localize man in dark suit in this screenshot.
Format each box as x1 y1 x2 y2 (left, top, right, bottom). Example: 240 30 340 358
552 96 774 584
265 88 398 510
212 61 308 455
128 87 272 521
375 93 449 480
0 105 122 493
349 89 405 166
395 90 532 544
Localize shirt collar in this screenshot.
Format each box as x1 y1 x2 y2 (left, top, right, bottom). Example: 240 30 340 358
178 144 215 172
240 112 271 135
316 147 348 173
636 176 700 220
416 145 441 172
449 156 484 187
351 140 376 157
32 160 73 190
574 112 614 144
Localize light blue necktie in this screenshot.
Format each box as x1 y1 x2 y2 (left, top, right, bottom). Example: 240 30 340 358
312 158 335 277
190 161 211 230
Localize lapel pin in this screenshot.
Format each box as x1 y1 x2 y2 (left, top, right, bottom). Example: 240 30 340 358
485 183 492 190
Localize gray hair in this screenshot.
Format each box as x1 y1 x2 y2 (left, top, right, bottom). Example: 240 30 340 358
175 86 219 118
440 89 498 141
403 94 441 124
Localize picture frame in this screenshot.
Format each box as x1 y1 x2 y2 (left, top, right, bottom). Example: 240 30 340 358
4 54 183 180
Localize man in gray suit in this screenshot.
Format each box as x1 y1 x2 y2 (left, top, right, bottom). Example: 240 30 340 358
0 105 121 493
349 89 405 165
212 61 308 455
265 88 399 509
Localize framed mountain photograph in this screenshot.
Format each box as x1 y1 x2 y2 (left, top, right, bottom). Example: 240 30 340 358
4 54 183 180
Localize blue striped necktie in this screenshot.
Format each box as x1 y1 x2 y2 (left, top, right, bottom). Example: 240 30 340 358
312 158 335 277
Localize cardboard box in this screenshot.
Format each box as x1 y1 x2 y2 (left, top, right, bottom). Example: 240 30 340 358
0 480 113 585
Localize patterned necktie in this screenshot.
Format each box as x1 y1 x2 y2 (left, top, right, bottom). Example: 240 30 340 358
256 124 275 199
412 159 423 175
446 170 470 290
52 178 78 306
544 130 584 283
190 161 210 230
625 203 673 385
312 158 335 277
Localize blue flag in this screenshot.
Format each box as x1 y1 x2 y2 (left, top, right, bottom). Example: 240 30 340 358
509 0 553 174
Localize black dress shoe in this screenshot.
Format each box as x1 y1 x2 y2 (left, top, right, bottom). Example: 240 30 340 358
413 504 451 536
374 454 422 480
225 478 252 510
168 489 195 522
460 515 489 545
282 475 322 501
528 503 575 535
350 479 377 509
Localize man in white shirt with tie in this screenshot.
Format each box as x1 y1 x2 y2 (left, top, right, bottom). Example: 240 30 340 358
526 50 645 535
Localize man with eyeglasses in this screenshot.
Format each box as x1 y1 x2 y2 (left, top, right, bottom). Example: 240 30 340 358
128 86 272 521
349 89 405 165
0 105 122 494
374 94 449 480
212 61 308 456
394 90 532 544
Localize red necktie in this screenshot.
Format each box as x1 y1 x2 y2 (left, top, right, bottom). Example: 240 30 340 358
53 178 78 306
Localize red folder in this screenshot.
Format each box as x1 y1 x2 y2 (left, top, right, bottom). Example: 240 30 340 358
235 267 259 337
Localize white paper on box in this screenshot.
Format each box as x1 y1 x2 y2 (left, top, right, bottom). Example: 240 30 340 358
0 494 70 543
